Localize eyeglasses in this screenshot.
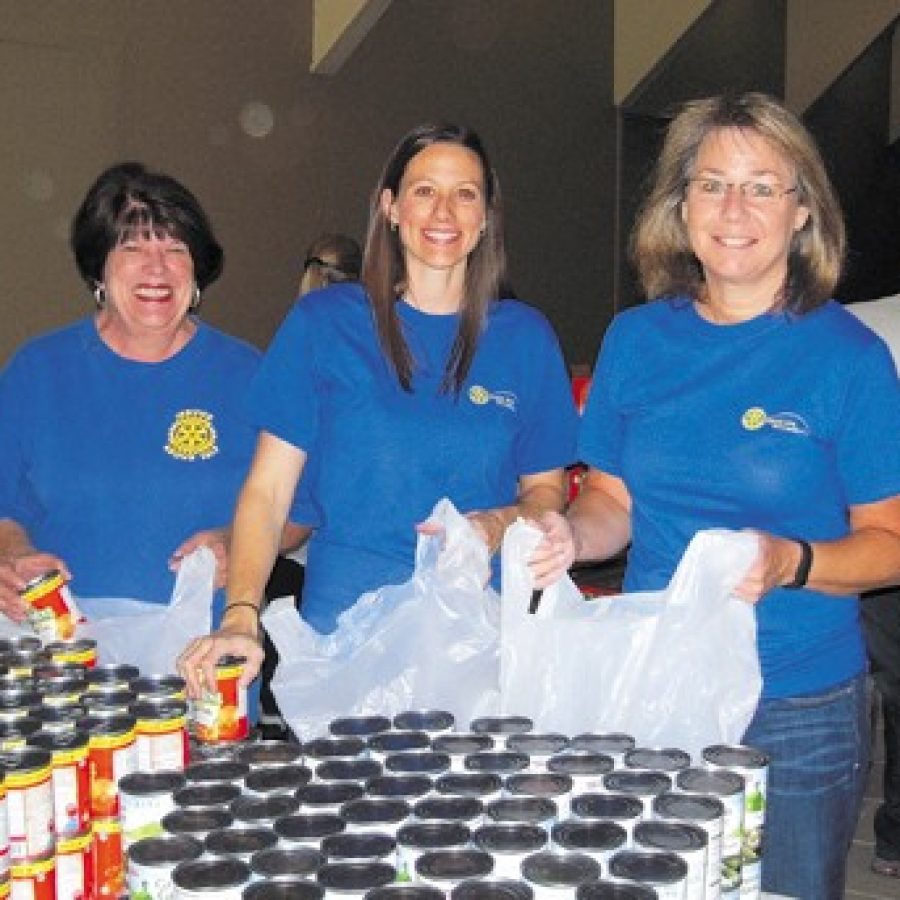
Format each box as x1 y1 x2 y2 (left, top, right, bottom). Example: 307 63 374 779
686 177 799 206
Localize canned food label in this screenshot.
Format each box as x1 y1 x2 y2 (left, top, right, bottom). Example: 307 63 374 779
121 792 177 850
188 663 248 743
93 820 125 899
6 767 54 862
127 859 179 900
136 720 189 773
57 831 93 900
21 573 83 643
90 734 137 819
10 855 55 900
51 751 91 838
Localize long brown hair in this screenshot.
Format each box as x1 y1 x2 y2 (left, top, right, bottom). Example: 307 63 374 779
362 124 507 393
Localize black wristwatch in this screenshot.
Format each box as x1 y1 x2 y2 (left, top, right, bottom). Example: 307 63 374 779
784 539 813 590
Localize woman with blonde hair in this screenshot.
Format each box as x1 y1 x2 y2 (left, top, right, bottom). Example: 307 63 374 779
298 232 361 296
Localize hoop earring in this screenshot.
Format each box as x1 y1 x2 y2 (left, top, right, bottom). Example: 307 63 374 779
190 284 201 310
93 284 106 309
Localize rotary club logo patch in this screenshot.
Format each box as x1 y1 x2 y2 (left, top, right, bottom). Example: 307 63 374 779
165 409 218 460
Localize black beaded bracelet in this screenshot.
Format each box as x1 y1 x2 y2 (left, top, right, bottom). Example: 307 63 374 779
784 539 813 590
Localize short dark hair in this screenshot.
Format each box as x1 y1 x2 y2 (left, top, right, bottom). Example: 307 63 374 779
71 162 224 291
361 123 507 393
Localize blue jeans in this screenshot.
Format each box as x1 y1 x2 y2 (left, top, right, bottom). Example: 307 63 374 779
742 672 870 900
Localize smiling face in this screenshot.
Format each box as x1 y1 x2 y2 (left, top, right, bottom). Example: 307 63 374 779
681 126 810 315
382 142 487 291
100 229 196 351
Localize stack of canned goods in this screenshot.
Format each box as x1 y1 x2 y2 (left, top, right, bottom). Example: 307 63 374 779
120 710 768 900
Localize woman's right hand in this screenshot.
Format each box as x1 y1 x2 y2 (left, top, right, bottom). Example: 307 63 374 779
176 626 264 698
528 510 577 588
0 549 71 621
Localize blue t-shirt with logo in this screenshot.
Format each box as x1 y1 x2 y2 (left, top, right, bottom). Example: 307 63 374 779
579 297 900 698
248 282 578 633
0 318 261 606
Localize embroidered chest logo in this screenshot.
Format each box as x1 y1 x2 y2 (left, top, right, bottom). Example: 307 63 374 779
741 406 810 436
165 409 219 460
468 384 517 412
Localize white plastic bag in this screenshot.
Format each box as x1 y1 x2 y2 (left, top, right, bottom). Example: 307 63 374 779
265 498 502 741
500 522 762 758
74 546 215 673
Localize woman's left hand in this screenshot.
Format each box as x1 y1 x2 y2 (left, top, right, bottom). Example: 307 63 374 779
170 528 230 589
732 530 803 602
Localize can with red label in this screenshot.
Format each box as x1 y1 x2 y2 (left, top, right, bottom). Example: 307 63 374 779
188 656 248 744
133 699 190 773
10 855 54 900
56 830 93 900
45 639 97 670
19 570 83 643
0 765 9 883
2 747 54 863
92 818 125 899
28 730 91 839
81 713 137 820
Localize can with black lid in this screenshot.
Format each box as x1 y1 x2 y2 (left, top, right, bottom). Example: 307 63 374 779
0 687 41 720
298 781 364 815
2 745 54 862
274 812 346 848
654 791 724 900
675 767 744 899
184 757 250 785
396 821 471 881
27 728 91 838
435 773 502 803
163 806 235 840
569 793 644 837
87 663 140 692
205 825 279 863
416 849 494 888
329 715 392 739
602 772 672 817
119 769 186 849
576 881 660 900
367 885 445 900
470 717 532 737
634 821 707 899
321 831 396 863
174 780 242 810
464 752 529 777
547 752 615 794
305 737 366 762
472 823 547 879
451 879 534 900
230 791 300 826
486 797 557 829
172 855 250 899
81 687 135 716
32 660 87 682
413 795 483 827
318 758 383 785
3 649 50 680
505 773 573 819
130 673 186 701
365 774 433 803
46 638 97 670
505 734 569 772
521 850 601 897
385 751 451 778
317 860 396 898
0 636 41 654
0 717 42 752
127 833 203 899
433 734 494 771
236 739 304 767
245 762 312 796
367 731 431 763
188 654 249 745
339 797 410 836
0 670 33 693
701 745 767 900
37 676 87 709
551 819 627 868
609 850 687 900
623 749 691 774
393 710 455 736
249 843 323 879
244 879 325 900
132 697 190 773
570 734 635 767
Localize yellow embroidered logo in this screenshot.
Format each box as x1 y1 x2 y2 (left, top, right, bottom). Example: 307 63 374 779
468 384 517 412
741 407 767 431
469 386 490 405
165 409 218 460
741 406 810 436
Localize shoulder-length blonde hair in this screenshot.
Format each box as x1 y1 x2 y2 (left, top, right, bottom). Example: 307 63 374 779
362 123 507 393
631 92 845 313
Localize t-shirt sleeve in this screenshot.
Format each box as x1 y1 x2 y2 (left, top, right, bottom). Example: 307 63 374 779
0 352 37 524
246 303 320 453
577 315 628 475
835 335 900 505
515 315 578 474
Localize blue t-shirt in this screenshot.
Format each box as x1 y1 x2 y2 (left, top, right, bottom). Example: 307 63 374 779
0 318 261 605
249 283 578 632
579 298 900 699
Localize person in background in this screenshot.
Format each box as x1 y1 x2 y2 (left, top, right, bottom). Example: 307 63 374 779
531 94 900 900
298 232 362 296
847 294 900 879
179 122 577 692
0 162 301 635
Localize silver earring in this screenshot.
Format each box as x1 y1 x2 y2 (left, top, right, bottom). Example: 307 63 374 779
390 221 398 233
190 284 201 310
93 284 106 308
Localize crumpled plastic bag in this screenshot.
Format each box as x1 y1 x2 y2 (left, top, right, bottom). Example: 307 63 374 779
72 547 216 673
500 521 762 758
264 498 502 741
